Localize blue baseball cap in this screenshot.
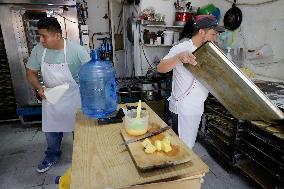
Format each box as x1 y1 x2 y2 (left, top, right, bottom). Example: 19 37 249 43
195 15 225 33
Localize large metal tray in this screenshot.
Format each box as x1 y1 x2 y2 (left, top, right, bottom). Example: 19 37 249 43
184 41 284 121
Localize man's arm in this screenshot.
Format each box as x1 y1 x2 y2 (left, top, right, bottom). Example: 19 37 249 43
26 68 46 99
157 51 197 73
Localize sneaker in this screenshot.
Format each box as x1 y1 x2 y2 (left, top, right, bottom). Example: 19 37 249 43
36 159 57 173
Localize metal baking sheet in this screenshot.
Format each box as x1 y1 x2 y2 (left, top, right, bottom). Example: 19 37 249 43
184 41 284 121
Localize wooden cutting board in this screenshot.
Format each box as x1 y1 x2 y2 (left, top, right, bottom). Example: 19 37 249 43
121 122 191 171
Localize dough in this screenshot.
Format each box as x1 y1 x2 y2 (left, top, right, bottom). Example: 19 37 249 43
266 126 282 133
240 67 255 78
250 120 271 128
273 133 284 140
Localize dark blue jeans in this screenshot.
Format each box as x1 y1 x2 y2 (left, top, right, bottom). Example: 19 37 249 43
44 132 63 162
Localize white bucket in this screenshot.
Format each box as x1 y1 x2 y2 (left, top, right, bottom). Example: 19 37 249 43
163 31 174 45
173 32 180 44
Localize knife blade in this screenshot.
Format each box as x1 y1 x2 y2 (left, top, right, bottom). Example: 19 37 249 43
121 126 171 145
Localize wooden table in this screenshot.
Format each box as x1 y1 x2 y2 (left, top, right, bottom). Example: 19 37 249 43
71 103 209 189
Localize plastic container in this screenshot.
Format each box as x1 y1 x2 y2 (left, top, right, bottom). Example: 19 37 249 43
124 109 149 136
163 31 174 45
79 49 117 118
55 167 71 189
257 44 273 58
173 32 180 44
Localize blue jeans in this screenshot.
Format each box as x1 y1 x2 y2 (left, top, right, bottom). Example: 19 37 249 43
44 132 63 162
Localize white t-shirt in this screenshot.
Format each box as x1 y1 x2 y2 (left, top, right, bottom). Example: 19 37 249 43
163 39 209 114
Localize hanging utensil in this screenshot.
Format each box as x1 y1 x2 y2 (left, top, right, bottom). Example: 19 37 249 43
223 0 242 31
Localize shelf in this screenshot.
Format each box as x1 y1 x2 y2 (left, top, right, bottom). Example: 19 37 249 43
142 44 174 47
237 160 278 189
237 142 281 179
142 24 184 28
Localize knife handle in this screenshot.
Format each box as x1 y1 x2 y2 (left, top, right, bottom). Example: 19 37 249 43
98 117 123 125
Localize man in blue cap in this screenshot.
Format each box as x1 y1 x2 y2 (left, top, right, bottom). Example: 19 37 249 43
157 15 225 148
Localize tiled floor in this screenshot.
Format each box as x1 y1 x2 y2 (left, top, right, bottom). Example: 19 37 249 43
192 143 255 189
0 121 256 189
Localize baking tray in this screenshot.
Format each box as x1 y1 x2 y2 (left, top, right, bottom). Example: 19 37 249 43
184 41 284 121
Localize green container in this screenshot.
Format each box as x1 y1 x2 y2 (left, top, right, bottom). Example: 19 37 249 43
198 4 216 15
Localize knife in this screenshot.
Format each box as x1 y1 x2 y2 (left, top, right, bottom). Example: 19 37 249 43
121 126 171 145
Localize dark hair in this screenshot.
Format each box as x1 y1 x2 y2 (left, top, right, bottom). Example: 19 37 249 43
37 17 62 35
179 20 199 40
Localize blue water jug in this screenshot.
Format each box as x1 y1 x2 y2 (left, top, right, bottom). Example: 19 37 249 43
79 49 117 118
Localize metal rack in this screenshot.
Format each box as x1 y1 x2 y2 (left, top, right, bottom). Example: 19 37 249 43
235 121 284 189
0 1 80 123
198 93 284 189
0 26 17 121
198 95 239 168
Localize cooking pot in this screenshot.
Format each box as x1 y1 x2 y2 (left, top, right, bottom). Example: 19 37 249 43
174 9 193 26
223 2 242 31
118 86 142 103
143 91 163 101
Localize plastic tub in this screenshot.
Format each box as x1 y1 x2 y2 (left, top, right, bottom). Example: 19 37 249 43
124 109 149 136
163 31 174 45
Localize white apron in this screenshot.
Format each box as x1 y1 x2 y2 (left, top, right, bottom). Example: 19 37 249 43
168 77 208 149
41 39 81 132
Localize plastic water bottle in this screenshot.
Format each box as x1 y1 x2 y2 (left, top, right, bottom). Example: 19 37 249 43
79 49 117 118
226 47 233 61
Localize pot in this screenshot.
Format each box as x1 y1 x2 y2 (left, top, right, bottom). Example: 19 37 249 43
118 86 142 103
174 9 193 26
223 2 242 31
143 91 163 101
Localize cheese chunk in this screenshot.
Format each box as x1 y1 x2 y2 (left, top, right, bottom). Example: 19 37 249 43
162 142 172 153
141 138 152 148
145 144 157 154
155 140 162 151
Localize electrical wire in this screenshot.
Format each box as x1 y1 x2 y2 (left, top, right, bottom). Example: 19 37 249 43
224 0 280 6
131 4 139 14
138 28 154 69
54 12 76 23
141 44 155 69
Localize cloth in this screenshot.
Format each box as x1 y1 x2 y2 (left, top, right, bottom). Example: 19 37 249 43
26 39 90 83
41 39 81 132
163 39 209 148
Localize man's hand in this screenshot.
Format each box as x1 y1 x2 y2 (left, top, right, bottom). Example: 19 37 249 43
36 87 46 100
177 51 197 65
26 68 46 100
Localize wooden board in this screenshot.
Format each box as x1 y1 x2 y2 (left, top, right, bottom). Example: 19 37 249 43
121 122 191 171
71 102 209 189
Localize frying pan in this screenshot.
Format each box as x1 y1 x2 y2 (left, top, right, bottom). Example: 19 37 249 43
223 1 242 31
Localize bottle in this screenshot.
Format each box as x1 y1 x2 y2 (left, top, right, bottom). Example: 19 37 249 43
226 47 233 61
79 49 117 118
55 167 71 189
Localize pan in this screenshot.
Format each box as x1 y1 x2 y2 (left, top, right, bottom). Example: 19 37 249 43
223 1 242 31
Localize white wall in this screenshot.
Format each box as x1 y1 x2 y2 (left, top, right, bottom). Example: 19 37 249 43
84 0 284 80
140 0 176 26
83 0 110 48
139 0 284 80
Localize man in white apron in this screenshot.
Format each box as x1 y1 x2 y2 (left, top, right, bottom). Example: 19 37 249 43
26 17 90 173
157 15 225 148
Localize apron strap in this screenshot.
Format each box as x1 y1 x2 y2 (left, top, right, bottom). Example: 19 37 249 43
63 39 67 64
42 48 47 64
41 39 67 64
173 79 197 102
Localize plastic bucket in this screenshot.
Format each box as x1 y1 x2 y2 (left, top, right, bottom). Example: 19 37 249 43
163 31 174 45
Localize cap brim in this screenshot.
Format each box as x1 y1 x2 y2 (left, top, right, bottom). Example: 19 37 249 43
214 25 225 33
